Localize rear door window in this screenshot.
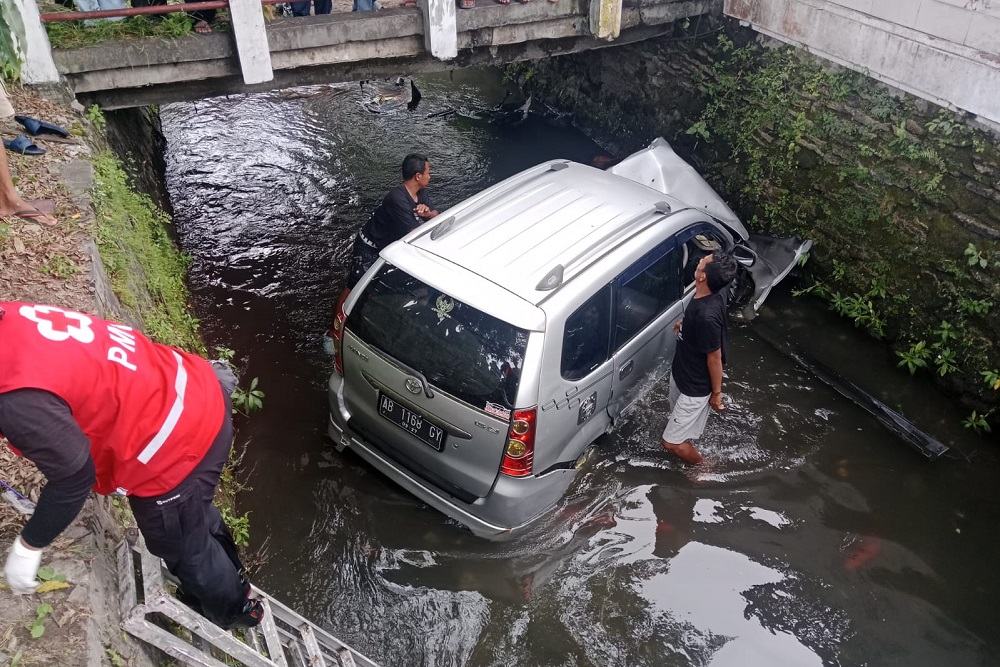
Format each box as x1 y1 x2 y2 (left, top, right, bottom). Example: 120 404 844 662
561 284 612 380
613 238 683 350
347 265 528 411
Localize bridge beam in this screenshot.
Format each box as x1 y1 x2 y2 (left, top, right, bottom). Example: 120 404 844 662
590 0 623 40
15 0 60 84
421 0 458 60
229 0 273 84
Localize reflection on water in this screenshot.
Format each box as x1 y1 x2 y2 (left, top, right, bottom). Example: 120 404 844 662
161 68 1000 667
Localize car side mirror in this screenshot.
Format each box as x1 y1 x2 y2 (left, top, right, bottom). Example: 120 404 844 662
733 245 757 268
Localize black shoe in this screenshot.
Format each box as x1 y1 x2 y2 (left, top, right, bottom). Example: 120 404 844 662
225 598 265 629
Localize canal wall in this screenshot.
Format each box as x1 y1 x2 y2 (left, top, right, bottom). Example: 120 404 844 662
525 20 1000 429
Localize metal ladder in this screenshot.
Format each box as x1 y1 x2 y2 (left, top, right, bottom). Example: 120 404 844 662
117 539 380 667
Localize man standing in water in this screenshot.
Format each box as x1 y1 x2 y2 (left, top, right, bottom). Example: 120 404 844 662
0 303 262 629
660 251 738 465
347 153 439 288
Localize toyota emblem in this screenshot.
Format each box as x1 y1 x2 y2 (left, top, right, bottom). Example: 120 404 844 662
405 377 422 394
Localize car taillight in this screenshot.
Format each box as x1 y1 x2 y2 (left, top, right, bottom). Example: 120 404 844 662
330 289 350 376
501 407 536 477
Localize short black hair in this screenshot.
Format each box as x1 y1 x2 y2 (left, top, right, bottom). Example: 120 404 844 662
705 251 738 293
402 154 429 180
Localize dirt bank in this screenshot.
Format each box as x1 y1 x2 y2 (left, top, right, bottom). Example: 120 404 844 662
0 84 164 667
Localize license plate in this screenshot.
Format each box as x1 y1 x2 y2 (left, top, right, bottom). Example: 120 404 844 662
377 393 446 451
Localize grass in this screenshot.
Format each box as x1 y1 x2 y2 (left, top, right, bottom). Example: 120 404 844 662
45 9 191 48
43 4 232 49
91 150 205 353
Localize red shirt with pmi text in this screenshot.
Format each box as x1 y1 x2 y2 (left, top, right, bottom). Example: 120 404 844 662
0 302 223 496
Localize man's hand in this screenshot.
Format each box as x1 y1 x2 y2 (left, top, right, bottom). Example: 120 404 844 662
709 391 725 412
414 204 437 220
5 537 41 595
672 318 683 336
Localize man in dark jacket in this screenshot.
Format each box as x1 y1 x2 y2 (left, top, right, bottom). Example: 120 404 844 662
660 251 738 465
347 153 439 287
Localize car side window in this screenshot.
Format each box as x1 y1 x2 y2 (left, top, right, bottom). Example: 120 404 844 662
561 284 612 381
613 238 683 350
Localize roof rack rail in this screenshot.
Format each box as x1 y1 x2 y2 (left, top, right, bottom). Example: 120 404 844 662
416 160 574 244
534 201 674 291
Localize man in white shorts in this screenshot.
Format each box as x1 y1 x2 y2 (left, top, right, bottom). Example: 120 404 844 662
661 250 738 464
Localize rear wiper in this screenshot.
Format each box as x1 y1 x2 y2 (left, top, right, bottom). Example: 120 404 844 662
390 357 435 399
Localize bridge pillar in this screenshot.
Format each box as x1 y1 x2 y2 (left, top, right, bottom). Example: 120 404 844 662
14 0 60 84
421 0 457 60
589 0 623 40
229 0 273 85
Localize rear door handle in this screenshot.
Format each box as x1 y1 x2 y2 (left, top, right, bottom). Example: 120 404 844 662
619 359 634 380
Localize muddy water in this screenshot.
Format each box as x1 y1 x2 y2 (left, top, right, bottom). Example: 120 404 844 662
161 69 1000 667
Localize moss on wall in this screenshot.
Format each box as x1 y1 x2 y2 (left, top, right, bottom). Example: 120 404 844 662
92 151 204 353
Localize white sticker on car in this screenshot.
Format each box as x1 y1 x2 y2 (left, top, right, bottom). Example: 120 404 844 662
484 402 511 421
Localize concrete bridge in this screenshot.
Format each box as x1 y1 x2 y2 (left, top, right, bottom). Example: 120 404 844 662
18 0 715 109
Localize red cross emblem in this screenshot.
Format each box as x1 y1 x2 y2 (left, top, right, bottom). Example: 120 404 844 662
19 305 95 344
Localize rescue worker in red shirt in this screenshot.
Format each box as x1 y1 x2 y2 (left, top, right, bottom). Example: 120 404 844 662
0 303 263 629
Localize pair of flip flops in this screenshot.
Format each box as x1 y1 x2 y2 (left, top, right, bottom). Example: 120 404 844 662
3 117 70 156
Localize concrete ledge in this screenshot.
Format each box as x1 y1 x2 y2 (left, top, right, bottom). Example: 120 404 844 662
53 32 233 74
267 10 425 51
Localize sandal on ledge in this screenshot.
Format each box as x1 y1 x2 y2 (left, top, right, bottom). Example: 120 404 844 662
457 0 474 7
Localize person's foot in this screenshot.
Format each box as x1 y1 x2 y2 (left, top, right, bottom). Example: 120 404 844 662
2 200 57 227
225 598 265 629
662 440 703 465
194 20 212 34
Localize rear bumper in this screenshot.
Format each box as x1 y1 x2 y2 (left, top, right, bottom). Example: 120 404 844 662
327 375 575 540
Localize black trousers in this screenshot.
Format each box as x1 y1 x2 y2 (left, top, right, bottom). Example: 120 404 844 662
129 373 246 627
349 232 380 288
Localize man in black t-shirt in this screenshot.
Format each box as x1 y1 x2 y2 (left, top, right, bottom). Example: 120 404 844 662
347 153 439 287
661 251 738 465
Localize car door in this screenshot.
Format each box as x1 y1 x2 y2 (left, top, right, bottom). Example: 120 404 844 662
607 237 686 420
539 284 615 466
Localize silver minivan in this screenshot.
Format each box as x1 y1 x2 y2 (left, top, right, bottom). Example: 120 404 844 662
327 138 810 539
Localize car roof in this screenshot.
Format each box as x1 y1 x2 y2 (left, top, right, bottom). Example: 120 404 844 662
401 160 686 305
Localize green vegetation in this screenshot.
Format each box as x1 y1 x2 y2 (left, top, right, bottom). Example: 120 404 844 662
220 506 250 547
28 603 53 639
85 104 106 132
43 4 234 49
45 10 192 49
1 0 25 81
41 253 79 279
232 376 265 416
685 37 1000 430
91 151 204 353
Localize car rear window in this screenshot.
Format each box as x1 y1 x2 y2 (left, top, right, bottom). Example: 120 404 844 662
347 265 529 414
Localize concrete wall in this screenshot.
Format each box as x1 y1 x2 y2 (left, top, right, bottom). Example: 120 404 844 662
725 0 1000 130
